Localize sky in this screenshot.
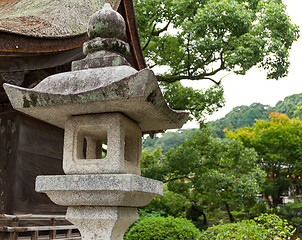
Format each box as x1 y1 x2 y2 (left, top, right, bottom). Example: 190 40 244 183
182 0 302 128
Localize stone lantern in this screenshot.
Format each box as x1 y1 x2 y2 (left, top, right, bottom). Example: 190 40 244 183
4 4 188 240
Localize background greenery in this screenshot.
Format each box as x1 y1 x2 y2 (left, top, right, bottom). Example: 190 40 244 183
125 0 301 239
126 93 302 240
134 0 299 124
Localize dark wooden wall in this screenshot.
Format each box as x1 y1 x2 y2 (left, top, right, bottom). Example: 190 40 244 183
0 111 66 215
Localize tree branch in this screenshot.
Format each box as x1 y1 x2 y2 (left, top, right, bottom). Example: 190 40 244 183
186 35 191 77
143 21 171 50
157 50 226 84
143 23 157 50
149 63 157 69
152 21 171 36
156 64 226 85
171 52 186 76
163 174 190 183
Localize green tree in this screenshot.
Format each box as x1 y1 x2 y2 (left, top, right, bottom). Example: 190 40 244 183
140 147 164 180
142 186 189 218
207 93 302 138
134 0 299 123
274 93 302 117
208 102 273 138
162 82 225 122
143 128 265 224
225 112 302 207
143 128 199 153
294 102 302 118
135 0 299 82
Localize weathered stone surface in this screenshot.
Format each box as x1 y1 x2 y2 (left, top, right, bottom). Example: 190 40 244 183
17 2 175 239
34 66 137 94
76 3 131 71
88 3 126 41
82 38 130 57
67 206 138 240
72 51 131 70
0 0 120 38
63 113 142 175
35 174 163 207
3 3 189 134
4 68 189 132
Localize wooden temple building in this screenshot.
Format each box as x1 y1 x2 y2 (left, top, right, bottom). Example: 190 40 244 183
0 0 145 238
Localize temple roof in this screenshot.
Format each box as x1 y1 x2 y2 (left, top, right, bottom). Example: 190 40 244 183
0 0 121 38
0 0 146 107
0 0 145 72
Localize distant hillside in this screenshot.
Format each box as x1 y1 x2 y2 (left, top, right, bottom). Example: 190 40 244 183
208 93 302 138
142 93 302 152
274 93 302 117
142 128 199 153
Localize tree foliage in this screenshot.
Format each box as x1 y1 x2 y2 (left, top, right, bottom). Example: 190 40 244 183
294 102 302 118
142 187 189 218
279 199 302 231
274 93 302 118
208 102 272 138
225 112 302 207
135 0 299 83
142 128 199 153
124 216 201 240
199 213 297 240
162 82 225 121
207 93 302 138
142 128 265 223
134 0 299 123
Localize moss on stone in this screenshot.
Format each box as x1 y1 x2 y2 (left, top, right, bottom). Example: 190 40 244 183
112 57 123 66
90 22 110 39
23 96 30 108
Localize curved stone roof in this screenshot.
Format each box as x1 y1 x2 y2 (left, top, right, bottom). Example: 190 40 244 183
4 68 189 131
0 0 121 38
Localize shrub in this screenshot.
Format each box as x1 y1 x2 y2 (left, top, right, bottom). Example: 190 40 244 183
249 199 271 217
124 216 201 240
141 189 189 218
199 214 296 240
199 219 262 240
279 199 302 228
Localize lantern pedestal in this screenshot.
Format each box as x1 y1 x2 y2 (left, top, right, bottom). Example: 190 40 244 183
66 207 137 240
36 174 162 240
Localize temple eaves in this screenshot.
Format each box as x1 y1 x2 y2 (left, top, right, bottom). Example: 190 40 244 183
0 0 146 72
0 0 121 38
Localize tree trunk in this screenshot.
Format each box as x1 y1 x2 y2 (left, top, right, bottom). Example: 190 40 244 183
186 204 207 226
225 203 235 223
201 211 207 226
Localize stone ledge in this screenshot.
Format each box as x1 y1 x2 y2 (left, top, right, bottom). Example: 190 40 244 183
36 174 163 207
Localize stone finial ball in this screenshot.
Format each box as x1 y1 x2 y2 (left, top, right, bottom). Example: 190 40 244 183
87 3 127 41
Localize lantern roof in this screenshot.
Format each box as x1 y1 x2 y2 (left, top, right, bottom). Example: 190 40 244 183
3 3 189 132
